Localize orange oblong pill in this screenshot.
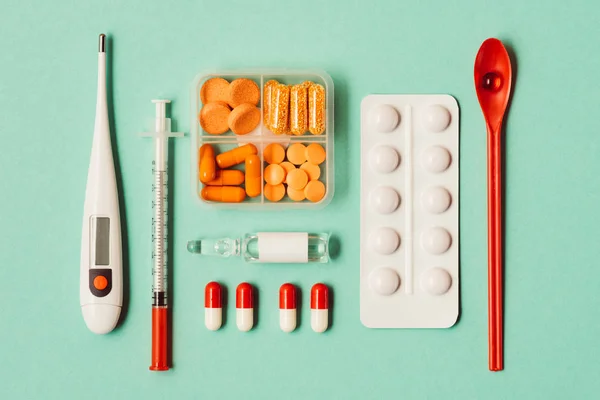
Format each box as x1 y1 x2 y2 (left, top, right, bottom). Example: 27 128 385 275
286 169 308 190
304 180 326 202
290 83 308 135
245 155 261 198
264 183 285 202
263 80 277 130
286 143 307 165
201 186 246 203
270 83 290 134
300 162 321 181
308 83 325 135
216 144 258 169
264 164 285 185
305 143 326 165
199 144 216 183
263 143 285 164
204 170 245 186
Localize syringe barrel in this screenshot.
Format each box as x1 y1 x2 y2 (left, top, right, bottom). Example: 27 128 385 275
154 136 168 172
152 168 168 306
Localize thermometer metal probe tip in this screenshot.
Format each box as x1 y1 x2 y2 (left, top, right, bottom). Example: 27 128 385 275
99 33 106 52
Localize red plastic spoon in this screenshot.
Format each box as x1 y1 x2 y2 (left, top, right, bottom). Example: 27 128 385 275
474 38 513 372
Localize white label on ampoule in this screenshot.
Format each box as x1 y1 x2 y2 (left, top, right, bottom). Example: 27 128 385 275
257 232 309 263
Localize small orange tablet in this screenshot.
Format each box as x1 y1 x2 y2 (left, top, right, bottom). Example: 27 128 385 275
228 103 260 135
200 77 230 104
263 143 286 164
228 78 260 108
199 102 231 135
286 169 308 190
300 162 321 181
287 186 306 202
305 143 326 165
304 180 326 202
279 161 296 174
286 143 307 165
264 183 285 202
264 164 285 185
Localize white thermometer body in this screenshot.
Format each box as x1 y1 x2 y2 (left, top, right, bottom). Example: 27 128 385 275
80 34 122 334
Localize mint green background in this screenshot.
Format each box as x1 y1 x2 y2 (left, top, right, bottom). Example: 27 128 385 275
2 0 600 398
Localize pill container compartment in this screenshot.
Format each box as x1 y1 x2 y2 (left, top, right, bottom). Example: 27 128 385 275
191 70 334 209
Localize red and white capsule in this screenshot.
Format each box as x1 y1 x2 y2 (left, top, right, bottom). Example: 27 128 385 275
311 283 329 333
279 283 297 333
204 282 222 331
236 282 254 331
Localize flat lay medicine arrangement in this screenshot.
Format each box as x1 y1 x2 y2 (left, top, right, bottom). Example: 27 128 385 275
79 34 514 372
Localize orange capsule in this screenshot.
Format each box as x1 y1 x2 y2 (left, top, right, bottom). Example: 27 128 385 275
201 186 246 203
270 83 290 134
199 144 216 183
216 144 258 169
204 170 245 186
245 155 262 198
308 83 326 135
290 83 308 135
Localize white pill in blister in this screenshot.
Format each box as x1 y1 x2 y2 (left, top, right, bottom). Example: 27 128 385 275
370 186 401 214
422 187 451 214
423 104 451 132
369 267 400 295
421 227 451 254
422 146 451 173
369 227 400 255
420 267 452 295
370 146 400 173
369 104 400 133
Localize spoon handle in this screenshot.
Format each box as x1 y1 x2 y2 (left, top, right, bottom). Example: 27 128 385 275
488 126 503 371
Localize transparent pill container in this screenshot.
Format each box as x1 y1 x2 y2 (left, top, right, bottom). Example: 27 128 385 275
190 70 334 209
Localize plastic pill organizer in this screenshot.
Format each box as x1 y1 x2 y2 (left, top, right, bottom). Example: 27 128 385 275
190 70 334 209
360 95 459 328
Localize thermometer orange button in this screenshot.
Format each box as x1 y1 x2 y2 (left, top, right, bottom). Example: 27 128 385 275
93 275 108 290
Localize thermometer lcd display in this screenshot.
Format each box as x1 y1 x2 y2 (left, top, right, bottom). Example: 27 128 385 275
92 217 110 266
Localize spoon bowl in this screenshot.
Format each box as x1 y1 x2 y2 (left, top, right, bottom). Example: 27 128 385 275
475 39 512 133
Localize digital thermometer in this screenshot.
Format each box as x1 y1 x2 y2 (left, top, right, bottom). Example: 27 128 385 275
80 34 122 334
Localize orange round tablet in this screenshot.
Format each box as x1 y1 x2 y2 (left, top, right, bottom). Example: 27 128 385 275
228 78 260 108
228 103 260 135
200 77 230 104
264 183 285 202
305 143 326 165
286 168 308 190
279 161 295 174
199 102 231 135
264 143 286 164
286 143 307 165
304 180 326 202
264 164 285 185
300 162 321 181
287 186 306 202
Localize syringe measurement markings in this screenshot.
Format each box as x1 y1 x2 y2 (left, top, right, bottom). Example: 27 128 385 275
153 170 167 294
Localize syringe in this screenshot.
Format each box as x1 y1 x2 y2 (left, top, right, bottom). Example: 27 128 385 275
141 100 183 371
